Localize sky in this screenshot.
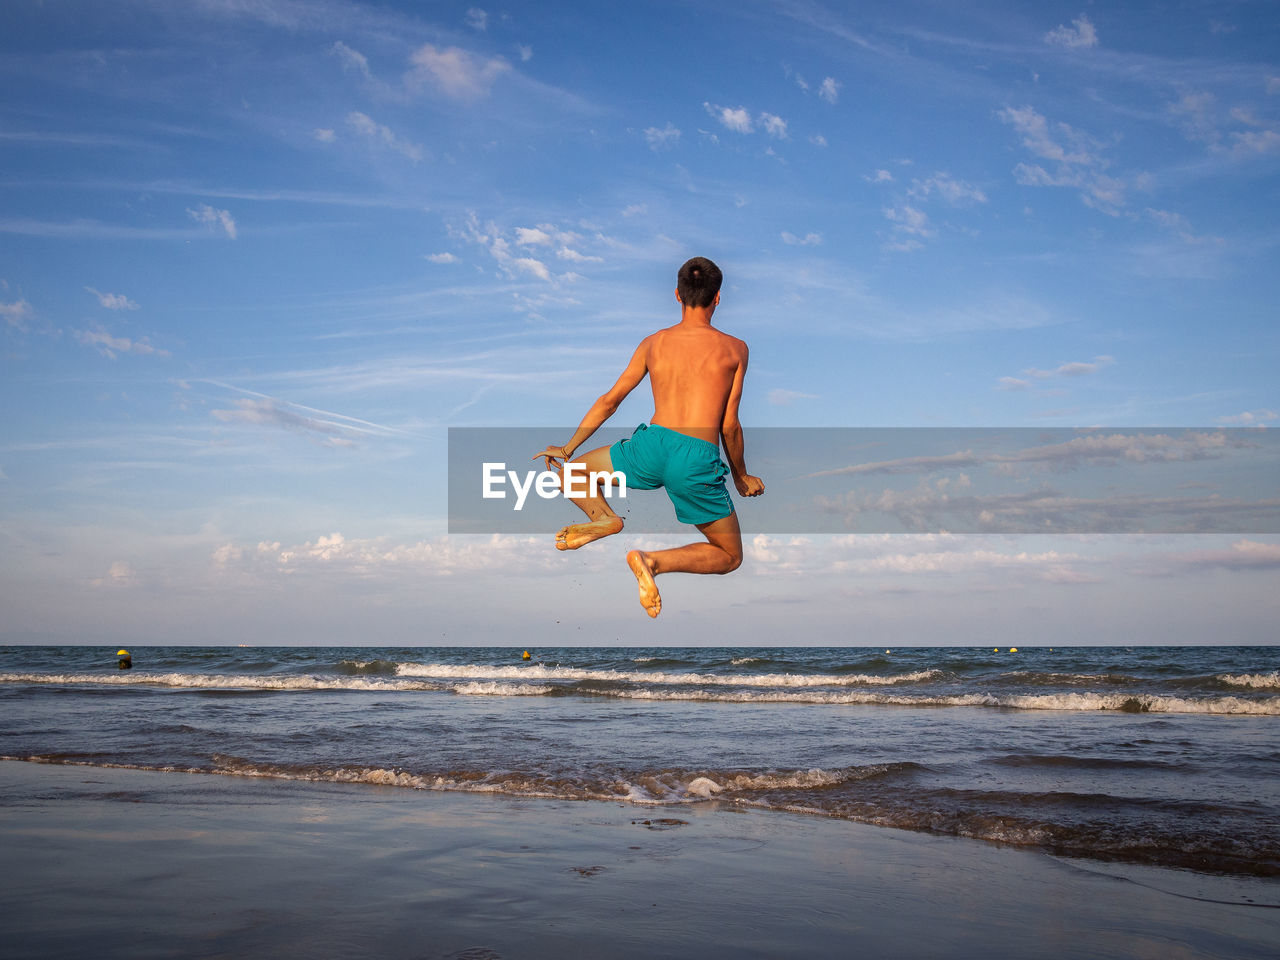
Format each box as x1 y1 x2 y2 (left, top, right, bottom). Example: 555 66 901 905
1 0 1278 646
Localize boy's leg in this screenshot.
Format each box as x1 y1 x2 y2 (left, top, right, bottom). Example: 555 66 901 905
626 512 743 617
555 444 625 551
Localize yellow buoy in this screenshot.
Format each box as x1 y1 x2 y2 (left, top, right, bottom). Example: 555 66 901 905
117 649 129 656
522 650 531 660
1010 647 1018 653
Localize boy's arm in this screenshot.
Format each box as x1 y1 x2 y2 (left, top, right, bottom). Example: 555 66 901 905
534 338 650 467
720 345 765 498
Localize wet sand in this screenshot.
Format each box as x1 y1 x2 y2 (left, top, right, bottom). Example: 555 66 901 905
1 760 1276 959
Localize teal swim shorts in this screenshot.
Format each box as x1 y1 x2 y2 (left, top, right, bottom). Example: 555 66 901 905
609 423 735 526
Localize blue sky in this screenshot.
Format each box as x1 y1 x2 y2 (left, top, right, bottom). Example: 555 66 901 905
2 0 1278 645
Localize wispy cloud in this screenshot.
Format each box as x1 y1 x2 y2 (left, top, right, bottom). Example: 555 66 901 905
465 8 488 31
1218 409 1276 425
818 77 840 104
810 430 1238 480
1000 106 1124 214
909 172 987 205
187 203 237 238
75 327 170 359
345 111 424 162
86 287 139 311
1044 14 1098 50
329 40 372 80
999 355 1114 389
882 205 933 251
1145 208 1222 245
425 252 459 264
1 298 33 332
644 123 681 150
781 231 822 246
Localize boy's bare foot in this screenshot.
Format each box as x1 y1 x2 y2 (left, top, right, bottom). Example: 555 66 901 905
626 550 661 618
555 517 623 551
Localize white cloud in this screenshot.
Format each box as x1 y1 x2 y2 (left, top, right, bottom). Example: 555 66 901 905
621 204 646 218
1000 105 1099 165
1000 106 1123 214
809 134 827 147
407 44 510 101
187 203 237 238
998 377 1031 391
75 327 170 359
703 103 753 133
910 172 988 205
818 77 840 104
1044 14 1098 49
885 206 936 244
759 113 788 139
1217 409 1277 425
1 298 33 331
329 40 372 80
644 123 681 150
1016 355 1115 382
866 169 893 183
425 252 459 264
517 44 533 62
512 257 550 281
465 8 487 31
313 127 336 142
556 247 603 263
515 227 553 246
780 231 822 246
86 287 139 311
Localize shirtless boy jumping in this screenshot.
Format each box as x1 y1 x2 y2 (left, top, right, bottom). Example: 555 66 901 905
533 257 765 617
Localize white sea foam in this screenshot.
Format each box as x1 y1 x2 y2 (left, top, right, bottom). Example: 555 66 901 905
3 671 1276 714
553 686 1280 715
1218 671 1280 690
0 672 441 693
394 662 942 688
452 681 548 697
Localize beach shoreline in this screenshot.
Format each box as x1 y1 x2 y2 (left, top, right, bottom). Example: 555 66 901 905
2 760 1276 959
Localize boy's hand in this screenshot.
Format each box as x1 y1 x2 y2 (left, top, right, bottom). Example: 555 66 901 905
735 474 765 497
533 445 570 471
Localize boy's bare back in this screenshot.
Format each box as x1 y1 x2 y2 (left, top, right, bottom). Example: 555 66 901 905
645 323 748 445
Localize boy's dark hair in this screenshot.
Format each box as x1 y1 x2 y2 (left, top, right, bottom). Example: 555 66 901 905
677 257 723 309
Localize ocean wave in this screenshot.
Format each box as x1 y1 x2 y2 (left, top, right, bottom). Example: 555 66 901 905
393 662 943 688
0 672 443 693
562 686 1280 715
1217 671 1280 691
10 755 1274 877
3 671 1277 713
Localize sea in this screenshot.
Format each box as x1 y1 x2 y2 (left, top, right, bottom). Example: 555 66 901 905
2 645 1278 879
